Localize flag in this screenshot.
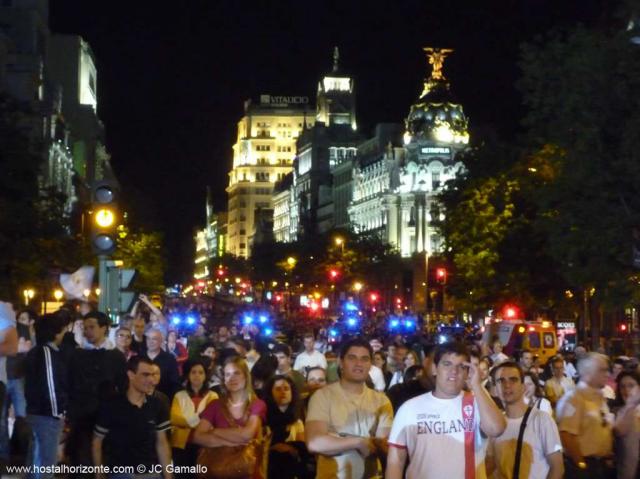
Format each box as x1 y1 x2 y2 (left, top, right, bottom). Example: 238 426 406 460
60 266 95 300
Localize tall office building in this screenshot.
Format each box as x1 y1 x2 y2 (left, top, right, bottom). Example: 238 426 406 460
48 34 112 185
226 94 311 257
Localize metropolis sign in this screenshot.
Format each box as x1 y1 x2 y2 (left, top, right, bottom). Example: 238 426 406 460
260 94 310 107
421 146 451 155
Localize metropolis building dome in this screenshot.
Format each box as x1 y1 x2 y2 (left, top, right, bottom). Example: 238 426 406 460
404 48 469 146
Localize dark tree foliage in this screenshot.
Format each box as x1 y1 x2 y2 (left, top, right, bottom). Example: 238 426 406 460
519 23 640 308
0 95 90 301
440 6 640 320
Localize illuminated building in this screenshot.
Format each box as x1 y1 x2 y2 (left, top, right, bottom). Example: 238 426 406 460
48 35 113 185
226 94 311 257
349 48 469 257
277 48 362 240
272 173 292 242
194 230 209 280
0 3 114 225
193 190 227 279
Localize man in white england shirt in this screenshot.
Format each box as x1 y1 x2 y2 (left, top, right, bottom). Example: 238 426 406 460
487 361 564 479
386 341 506 479
294 332 327 374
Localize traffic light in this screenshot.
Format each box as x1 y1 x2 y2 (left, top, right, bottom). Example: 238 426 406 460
369 293 379 303
329 268 340 280
436 268 447 285
91 180 118 256
619 323 629 333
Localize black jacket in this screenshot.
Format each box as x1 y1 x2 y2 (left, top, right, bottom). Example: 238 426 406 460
25 344 68 418
67 347 127 421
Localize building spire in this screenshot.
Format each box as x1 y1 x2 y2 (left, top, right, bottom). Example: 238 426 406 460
333 46 340 72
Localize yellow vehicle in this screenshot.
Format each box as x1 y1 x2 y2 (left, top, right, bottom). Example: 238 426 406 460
483 319 558 362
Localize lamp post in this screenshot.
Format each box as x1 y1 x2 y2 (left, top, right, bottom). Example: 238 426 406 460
285 257 297 318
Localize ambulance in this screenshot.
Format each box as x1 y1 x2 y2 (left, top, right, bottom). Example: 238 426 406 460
482 306 558 362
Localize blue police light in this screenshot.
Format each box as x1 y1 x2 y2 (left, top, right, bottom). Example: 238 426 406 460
438 334 448 344
404 319 415 330
329 328 338 338
171 315 182 326
258 314 268 324
346 317 358 328
186 315 196 326
390 318 400 330
243 315 254 325
263 327 273 336
344 302 359 312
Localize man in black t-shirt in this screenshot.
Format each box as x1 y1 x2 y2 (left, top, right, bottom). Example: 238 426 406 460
92 357 172 478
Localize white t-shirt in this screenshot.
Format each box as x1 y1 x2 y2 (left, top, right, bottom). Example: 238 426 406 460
388 391 487 479
487 407 562 479
368 365 386 392
524 396 553 416
293 349 327 373
306 382 393 479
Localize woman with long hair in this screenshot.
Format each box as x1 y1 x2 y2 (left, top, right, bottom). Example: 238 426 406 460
373 351 392 390
194 356 267 478
403 350 420 370
264 375 310 479
613 371 640 479
170 359 218 473
522 371 553 415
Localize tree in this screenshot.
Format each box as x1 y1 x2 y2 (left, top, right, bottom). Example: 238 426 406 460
438 142 568 314
115 228 166 293
519 24 640 313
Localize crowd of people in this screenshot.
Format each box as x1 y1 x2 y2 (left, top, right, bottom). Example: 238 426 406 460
0 296 638 479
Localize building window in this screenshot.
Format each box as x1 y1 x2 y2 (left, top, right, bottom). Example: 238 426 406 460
432 171 441 189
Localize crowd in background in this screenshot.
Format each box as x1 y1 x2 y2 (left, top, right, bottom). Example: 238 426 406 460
0 295 638 479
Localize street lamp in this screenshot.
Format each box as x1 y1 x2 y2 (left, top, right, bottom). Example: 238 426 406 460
23 288 35 306
334 237 345 254
53 289 63 301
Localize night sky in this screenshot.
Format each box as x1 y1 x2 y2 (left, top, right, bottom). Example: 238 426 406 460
49 0 602 283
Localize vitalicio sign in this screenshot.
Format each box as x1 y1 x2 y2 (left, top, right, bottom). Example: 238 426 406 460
260 94 310 106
